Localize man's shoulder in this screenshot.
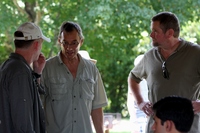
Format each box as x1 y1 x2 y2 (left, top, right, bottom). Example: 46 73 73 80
82 58 95 65
142 48 157 60
80 58 98 76
46 55 58 61
0 59 30 81
43 56 61 74
181 39 200 47
46 56 59 65
1 58 27 71
182 40 200 53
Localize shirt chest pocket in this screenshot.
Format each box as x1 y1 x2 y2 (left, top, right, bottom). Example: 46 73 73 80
80 77 95 101
49 78 68 101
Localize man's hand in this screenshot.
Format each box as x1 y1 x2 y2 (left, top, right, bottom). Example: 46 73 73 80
138 101 153 116
33 53 46 74
192 100 200 114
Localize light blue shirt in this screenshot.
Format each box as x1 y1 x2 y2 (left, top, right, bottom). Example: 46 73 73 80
41 52 108 133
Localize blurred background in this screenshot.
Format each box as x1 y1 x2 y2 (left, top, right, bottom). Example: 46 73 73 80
1 0 200 122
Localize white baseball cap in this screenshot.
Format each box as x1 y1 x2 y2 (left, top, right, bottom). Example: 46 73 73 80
14 22 51 42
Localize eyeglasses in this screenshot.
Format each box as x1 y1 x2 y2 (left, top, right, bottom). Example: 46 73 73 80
61 41 79 48
162 61 169 79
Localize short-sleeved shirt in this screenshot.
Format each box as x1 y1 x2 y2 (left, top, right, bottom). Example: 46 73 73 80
129 39 200 133
41 52 108 133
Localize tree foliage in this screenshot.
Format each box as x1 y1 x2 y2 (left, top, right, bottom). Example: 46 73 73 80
1 0 200 117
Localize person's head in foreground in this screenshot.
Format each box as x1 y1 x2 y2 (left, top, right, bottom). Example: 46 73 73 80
152 96 194 133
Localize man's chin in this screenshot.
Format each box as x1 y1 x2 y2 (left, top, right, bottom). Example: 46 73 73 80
151 42 159 47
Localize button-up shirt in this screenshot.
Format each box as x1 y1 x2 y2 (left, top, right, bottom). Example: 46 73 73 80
41 52 108 133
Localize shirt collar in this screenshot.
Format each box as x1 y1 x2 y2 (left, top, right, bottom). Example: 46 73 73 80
155 38 186 52
57 51 85 67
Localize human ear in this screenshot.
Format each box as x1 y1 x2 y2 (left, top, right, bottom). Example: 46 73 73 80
58 38 61 43
57 38 62 46
33 40 39 50
80 39 84 46
165 120 173 132
166 29 174 38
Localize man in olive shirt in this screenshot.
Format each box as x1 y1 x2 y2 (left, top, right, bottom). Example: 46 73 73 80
128 12 200 133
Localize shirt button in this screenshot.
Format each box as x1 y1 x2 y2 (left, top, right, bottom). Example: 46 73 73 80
74 121 76 123
74 96 76 98
24 99 26 102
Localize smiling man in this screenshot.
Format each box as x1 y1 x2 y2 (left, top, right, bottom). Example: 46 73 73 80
152 96 194 133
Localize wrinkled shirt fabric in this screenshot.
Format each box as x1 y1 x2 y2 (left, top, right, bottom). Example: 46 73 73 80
129 39 200 133
41 52 108 133
0 53 45 133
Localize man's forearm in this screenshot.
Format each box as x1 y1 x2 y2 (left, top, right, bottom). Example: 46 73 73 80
91 108 104 133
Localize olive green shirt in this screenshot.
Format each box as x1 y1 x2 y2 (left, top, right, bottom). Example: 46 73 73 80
129 39 200 133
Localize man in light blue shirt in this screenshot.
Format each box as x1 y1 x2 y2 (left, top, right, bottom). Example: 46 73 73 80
41 21 108 133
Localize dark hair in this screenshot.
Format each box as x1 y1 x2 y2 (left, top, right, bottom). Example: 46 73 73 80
152 12 180 38
14 31 34 48
58 21 84 40
153 95 194 132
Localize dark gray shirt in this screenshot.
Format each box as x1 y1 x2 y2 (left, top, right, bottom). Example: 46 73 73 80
0 53 45 133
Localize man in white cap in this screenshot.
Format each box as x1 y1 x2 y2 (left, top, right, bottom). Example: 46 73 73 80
0 22 50 133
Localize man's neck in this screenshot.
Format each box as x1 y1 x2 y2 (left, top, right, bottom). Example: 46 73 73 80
160 39 180 60
15 49 33 65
